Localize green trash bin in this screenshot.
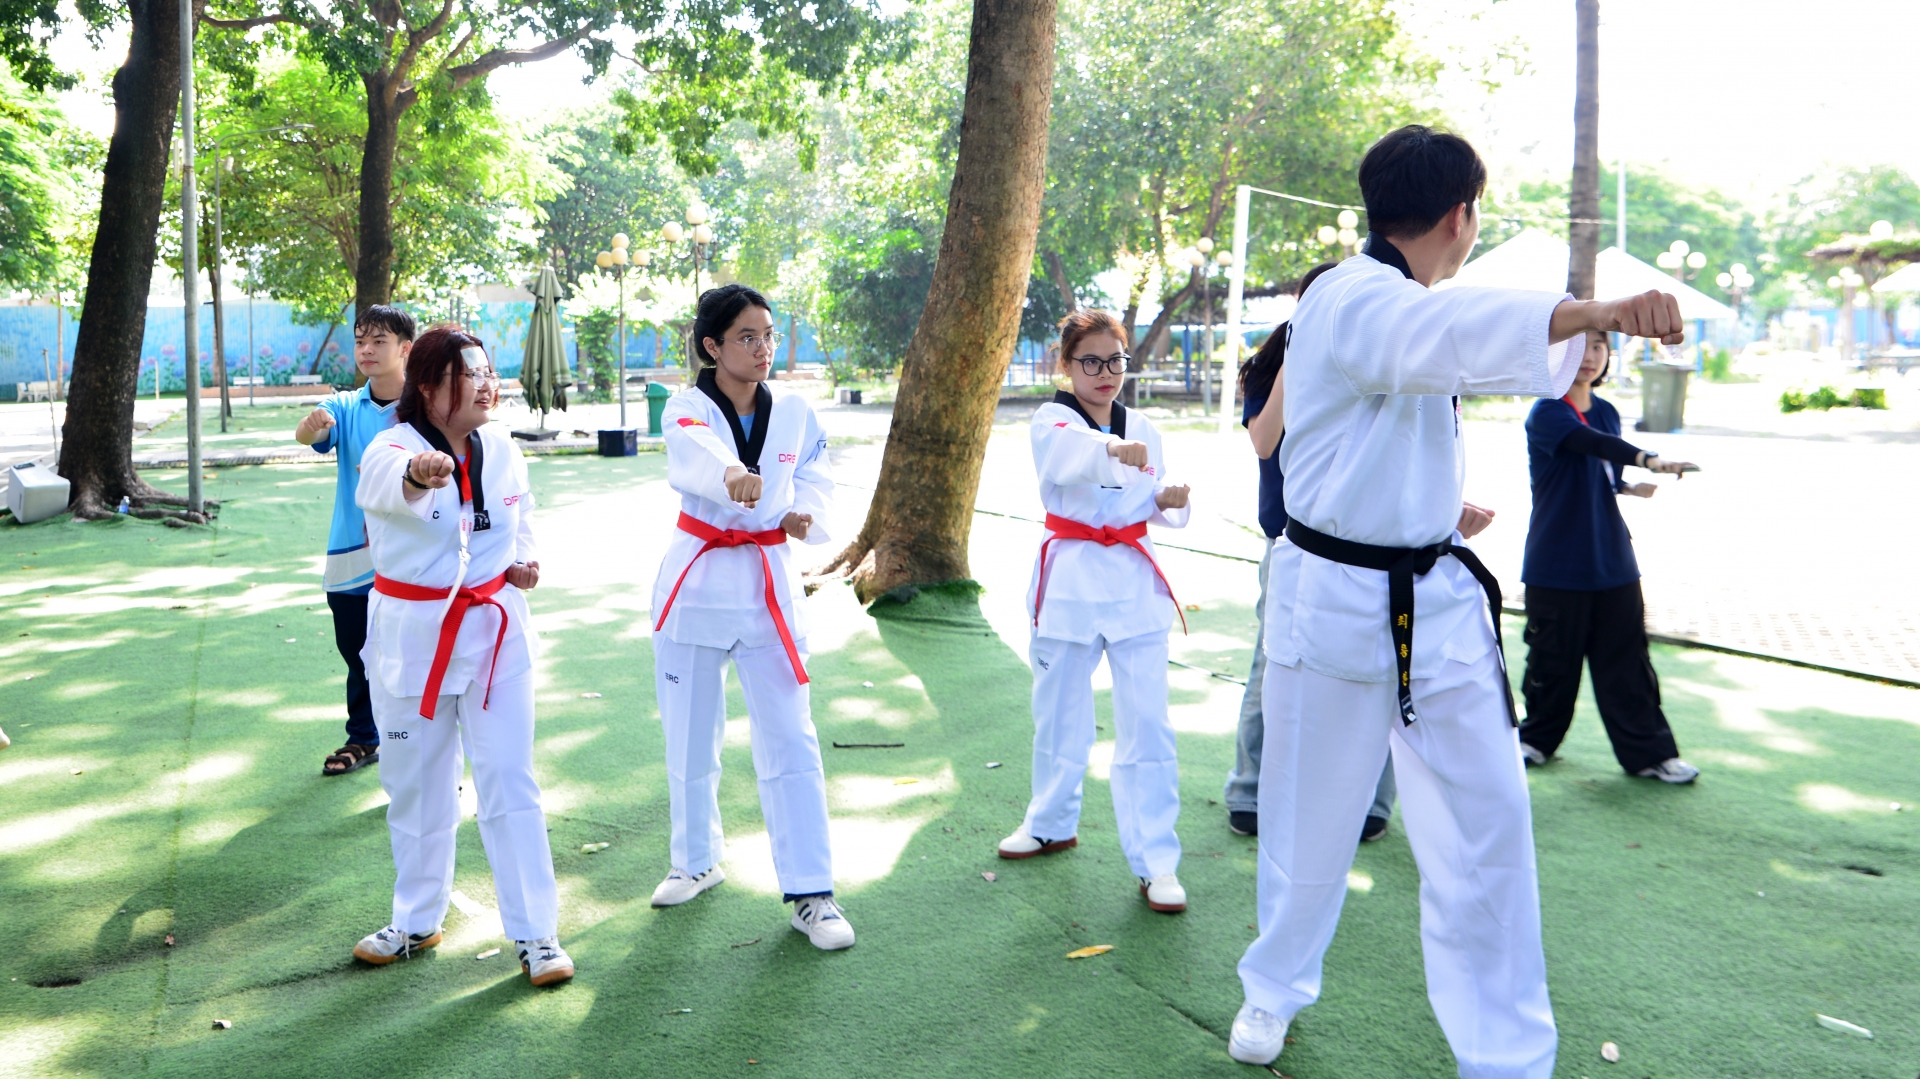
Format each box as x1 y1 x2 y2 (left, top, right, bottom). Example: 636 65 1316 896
1635 362 1691 434
645 379 672 436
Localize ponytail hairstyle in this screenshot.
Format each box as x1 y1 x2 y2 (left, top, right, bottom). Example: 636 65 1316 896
691 283 774 368
396 325 485 427
1053 308 1128 377
1238 261 1337 402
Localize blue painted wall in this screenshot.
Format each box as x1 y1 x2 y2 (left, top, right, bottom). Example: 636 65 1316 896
0 300 838 389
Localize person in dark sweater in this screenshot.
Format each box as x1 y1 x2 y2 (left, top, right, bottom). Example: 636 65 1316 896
1519 331 1701 783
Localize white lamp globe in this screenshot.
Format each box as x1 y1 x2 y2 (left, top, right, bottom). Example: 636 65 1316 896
1337 209 1359 229
1216 250 1235 266
611 233 630 249
1337 227 1358 247
1871 219 1894 240
1716 272 1733 288
1827 275 1844 288
662 221 686 243
1317 225 1339 246
687 202 711 226
1669 240 1689 256
692 224 715 245
1686 251 1707 269
611 248 629 266
1730 263 1747 276
1184 249 1205 268
632 251 652 268
595 251 613 269
1196 236 1215 254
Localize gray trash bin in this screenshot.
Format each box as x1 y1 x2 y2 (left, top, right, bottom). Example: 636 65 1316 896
1635 363 1691 434
6 462 71 524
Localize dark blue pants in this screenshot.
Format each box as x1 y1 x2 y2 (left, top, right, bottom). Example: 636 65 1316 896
326 591 378 746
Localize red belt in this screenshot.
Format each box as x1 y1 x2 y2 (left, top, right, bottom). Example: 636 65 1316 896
654 512 808 685
1035 513 1187 634
373 570 510 719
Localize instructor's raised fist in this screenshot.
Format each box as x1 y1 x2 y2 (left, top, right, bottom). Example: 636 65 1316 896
1107 439 1150 471
409 451 456 489
1606 290 1685 344
725 465 763 508
294 407 335 444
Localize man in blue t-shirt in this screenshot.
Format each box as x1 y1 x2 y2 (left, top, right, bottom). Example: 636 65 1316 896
1518 331 1700 783
293 305 414 776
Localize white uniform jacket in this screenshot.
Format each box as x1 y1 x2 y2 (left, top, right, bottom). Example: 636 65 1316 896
1026 400 1190 644
357 423 540 699
1271 253 1579 682
651 383 833 651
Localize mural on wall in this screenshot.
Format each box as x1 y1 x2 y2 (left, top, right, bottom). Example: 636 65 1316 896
0 299 842 390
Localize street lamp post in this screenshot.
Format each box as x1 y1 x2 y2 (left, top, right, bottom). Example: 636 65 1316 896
595 233 652 428
661 201 718 364
206 123 312 431
1655 240 1708 281
1826 266 1865 366
1715 263 1756 347
1183 239 1239 416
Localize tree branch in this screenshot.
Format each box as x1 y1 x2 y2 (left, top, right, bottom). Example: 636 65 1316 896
200 11 298 29
393 0 457 84
445 30 590 90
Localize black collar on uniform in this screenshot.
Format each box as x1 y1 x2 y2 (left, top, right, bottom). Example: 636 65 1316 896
409 418 489 531
1052 389 1126 439
695 367 773 474
1362 232 1415 281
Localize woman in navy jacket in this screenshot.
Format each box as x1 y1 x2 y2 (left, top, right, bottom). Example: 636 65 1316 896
1518 331 1701 783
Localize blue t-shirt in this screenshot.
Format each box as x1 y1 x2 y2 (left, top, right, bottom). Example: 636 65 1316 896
312 385 399 593
739 412 755 439
1521 394 1640 591
1242 393 1285 539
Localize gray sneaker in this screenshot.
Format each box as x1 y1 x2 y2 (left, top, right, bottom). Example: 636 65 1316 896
1636 758 1700 784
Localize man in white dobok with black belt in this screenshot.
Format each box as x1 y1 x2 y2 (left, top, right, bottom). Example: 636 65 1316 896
1226 126 1686 1076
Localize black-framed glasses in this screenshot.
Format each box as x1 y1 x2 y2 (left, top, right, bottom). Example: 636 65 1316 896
1071 352 1130 376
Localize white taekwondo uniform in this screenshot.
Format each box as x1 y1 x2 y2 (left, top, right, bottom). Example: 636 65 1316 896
1236 241 1579 1079
651 371 836 899
1019 393 1191 880
357 421 558 943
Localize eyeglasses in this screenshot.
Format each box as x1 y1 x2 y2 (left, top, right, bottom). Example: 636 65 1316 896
1071 352 1131 376
737 332 785 353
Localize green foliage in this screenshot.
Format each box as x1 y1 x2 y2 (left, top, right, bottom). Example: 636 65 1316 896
1780 384 1884 412
1850 386 1887 410
1702 348 1732 382
570 307 618 399
819 220 933 380
199 54 564 323
0 64 102 293
537 99 697 286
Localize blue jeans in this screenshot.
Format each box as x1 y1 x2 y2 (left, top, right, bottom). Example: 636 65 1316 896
1224 542 1396 819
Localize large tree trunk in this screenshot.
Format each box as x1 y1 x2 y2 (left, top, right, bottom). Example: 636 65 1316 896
355 73 405 311
57 0 205 521
1567 0 1600 300
818 0 1057 601
1043 249 1076 312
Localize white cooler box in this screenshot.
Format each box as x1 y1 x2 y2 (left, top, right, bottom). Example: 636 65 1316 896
7 462 71 524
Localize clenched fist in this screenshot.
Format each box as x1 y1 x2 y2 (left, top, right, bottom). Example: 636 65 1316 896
781 512 813 540
294 407 335 445
505 561 540 589
725 465 763 508
403 450 456 502
1456 501 1495 539
1107 439 1150 471
1154 483 1190 511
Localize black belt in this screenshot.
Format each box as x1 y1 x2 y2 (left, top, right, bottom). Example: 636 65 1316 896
1284 517 1516 726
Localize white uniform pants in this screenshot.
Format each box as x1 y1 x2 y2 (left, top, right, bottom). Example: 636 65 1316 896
371 670 559 942
652 633 834 898
1236 625 1556 1079
1023 631 1181 879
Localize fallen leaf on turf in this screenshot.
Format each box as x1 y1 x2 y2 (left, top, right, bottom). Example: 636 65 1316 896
747 1059 758 1065
164 935 174 947
664 1008 693 1015
985 761 1002 769
475 948 500 960
730 938 762 949
1599 1041 1619 1062
981 872 997 882
581 842 611 853
1066 945 1113 959
579 692 602 699
893 777 918 785
211 1020 232 1030
1625 843 1640 849
1814 1013 1872 1038
284 638 296 644
70 769 82 775
861 681 874 687
1184 604 1200 611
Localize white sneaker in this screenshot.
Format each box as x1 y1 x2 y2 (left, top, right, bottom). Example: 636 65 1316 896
352 924 442 965
1636 758 1700 784
790 895 856 951
651 866 725 907
1139 873 1187 912
1227 1001 1289 1065
0 725 10 749
1520 743 1547 767
515 937 575 986
997 826 1078 860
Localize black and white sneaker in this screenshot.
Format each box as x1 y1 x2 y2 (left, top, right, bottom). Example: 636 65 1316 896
651 866 725 907
1520 743 1548 767
515 937 575 986
352 924 442 965
790 895 856 950
1228 810 1258 836
1635 758 1700 784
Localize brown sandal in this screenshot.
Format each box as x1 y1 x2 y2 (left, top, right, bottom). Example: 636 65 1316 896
323 743 379 776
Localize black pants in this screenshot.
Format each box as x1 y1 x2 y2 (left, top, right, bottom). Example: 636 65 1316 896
1517 580 1678 774
326 591 379 746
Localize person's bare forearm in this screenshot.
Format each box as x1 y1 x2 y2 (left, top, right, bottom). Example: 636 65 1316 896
1550 292 1686 345
1248 385 1285 459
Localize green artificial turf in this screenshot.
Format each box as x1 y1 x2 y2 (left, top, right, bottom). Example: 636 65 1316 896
1 453 1915 1078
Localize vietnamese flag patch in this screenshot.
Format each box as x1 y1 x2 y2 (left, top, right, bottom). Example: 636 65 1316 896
676 418 710 428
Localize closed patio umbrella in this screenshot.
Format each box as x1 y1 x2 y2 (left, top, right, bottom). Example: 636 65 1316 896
519 265 570 435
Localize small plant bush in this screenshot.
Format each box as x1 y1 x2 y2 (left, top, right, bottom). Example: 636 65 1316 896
1780 385 1888 413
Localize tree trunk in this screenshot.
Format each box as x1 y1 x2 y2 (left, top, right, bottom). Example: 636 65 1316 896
57 0 205 521
817 0 1057 601
1133 270 1199 373
355 73 405 312
1567 0 1600 300
1044 249 1076 312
